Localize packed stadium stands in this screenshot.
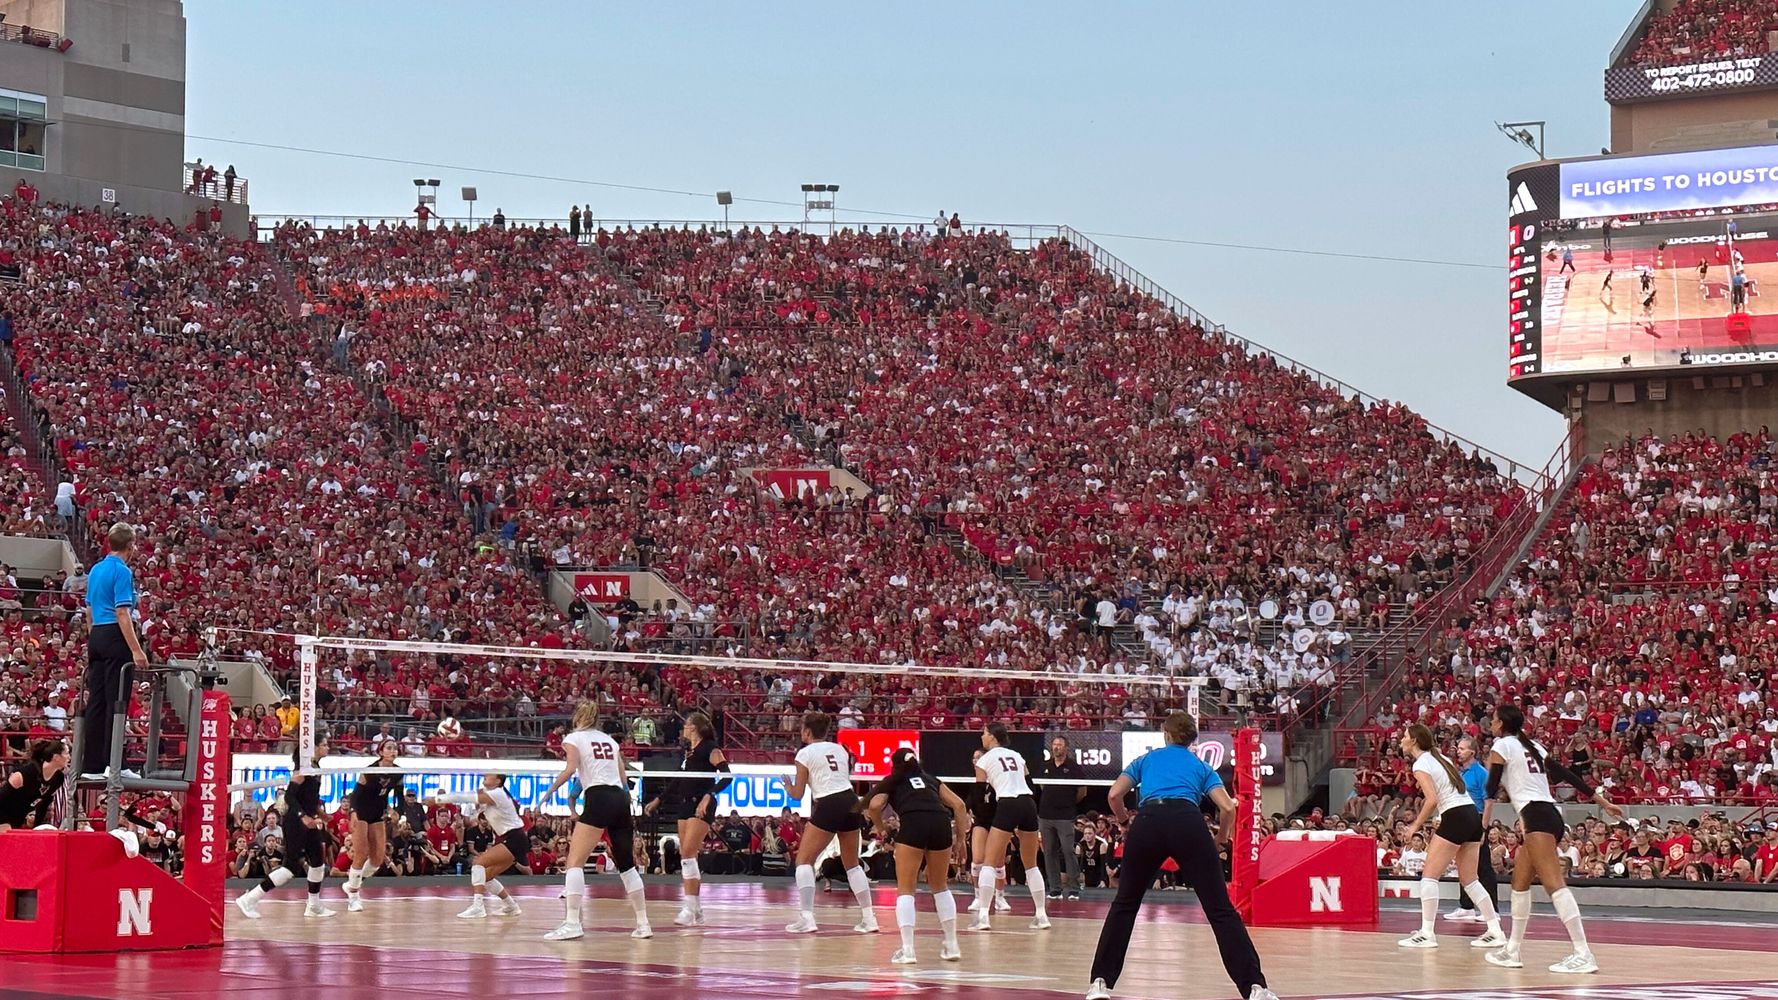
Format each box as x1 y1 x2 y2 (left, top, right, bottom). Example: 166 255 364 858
1630 0 1778 65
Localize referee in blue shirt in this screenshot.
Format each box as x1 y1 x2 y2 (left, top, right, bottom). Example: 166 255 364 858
82 522 148 775
1087 712 1275 1000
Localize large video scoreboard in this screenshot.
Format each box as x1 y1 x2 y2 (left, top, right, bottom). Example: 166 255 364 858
1508 142 1778 396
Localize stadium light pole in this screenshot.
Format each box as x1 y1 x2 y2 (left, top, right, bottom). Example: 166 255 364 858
1496 120 1546 160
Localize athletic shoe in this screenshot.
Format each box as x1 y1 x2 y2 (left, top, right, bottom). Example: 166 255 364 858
1484 946 1523 969
457 901 488 919
939 941 962 962
303 901 336 919
993 892 1012 913
1031 914 1052 930
345 895 365 913
631 922 653 940
785 915 819 934
1086 979 1113 999
1066 889 1081 901
968 911 991 932
1471 928 1508 949
854 916 880 933
1444 907 1480 923
544 921 585 941
1549 952 1598 975
496 898 522 917
675 907 704 926
1047 890 1063 900
1250 989 1281 1000
890 947 917 965
1397 931 1437 949
967 895 984 912
234 894 262 920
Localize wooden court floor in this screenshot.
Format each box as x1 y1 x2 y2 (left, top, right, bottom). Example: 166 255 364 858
6 881 1778 999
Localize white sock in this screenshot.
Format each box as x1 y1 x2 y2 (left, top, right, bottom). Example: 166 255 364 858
1418 878 1439 935
1026 866 1048 916
896 894 916 951
1550 887 1589 955
933 889 959 944
975 863 997 918
620 868 648 922
845 865 874 919
1508 890 1532 950
564 867 585 925
795 864 817 918
1463 880 1501 932
347 865 364 891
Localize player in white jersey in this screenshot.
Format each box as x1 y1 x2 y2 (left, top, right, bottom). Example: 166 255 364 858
1484 704 1622 975
1394 725 1503 950
537 700 651 942
436 773 527 918
970 722 1049 931
781 710 878 934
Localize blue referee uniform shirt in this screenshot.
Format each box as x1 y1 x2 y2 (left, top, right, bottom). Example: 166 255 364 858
86 553 135 626
1122 744 1222 805
1463 760 1489 812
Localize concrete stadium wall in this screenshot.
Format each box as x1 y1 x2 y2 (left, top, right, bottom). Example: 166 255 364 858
1570 373 1778 456
1611 90 1778 155
0 534 77 577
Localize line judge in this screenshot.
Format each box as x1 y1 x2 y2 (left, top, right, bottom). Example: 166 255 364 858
1085 712 1276 1000
81 522 148 777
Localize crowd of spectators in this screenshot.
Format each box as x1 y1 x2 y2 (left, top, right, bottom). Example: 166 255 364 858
1344 431 1778 803
1630 0 1778 65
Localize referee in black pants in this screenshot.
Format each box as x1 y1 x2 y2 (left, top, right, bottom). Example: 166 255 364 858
80 522 148 778
1087 712 1275 1000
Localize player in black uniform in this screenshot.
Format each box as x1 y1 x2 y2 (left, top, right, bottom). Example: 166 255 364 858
344 739 403 912
965 748 1008 914
0 738 69 830
642 710 731 926
236 735 335 919
865 748 971 965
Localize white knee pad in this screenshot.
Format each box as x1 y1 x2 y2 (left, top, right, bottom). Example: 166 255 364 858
471 864 487 887
306 865 326 885
681 858 701 882
620 868 645 895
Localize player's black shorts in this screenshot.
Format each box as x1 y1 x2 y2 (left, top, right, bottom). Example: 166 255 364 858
351 797 388 824
664 797 716 823
578 785 633 831
497 827 532 861
281 822 325 867
970 799 995 831
1519 801 1565 838
990 794 1039 834
1434 804 1482 845
810 789 864 834
897 811 954 852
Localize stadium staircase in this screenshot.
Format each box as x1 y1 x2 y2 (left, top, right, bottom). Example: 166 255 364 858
0 346 97 564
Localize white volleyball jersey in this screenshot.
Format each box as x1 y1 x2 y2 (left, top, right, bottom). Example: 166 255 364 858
1413 752 1473 816
1493 735 1555 805
479 785 524 836
795 740 855 799
564 728 625 788
979 746 1034 798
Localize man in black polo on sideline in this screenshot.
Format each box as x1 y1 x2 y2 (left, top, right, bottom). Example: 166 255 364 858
81 522 149 778
1085 712 1276 1000
1038 734 1087 900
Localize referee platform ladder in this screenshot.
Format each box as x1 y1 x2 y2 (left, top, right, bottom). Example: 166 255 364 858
0 662 233 953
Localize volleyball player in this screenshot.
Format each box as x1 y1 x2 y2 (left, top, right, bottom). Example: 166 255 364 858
1483 704 1624 974
864 747 971 965
537 700 651 941
969 722 1049 931
782 710 878 934
343 739 402 912
0 738 68 830
965 748 1010 914
1394 725 1504 949
436 773 526 918
1086 712 1275 1000
236 735 336 919
642 710 731 926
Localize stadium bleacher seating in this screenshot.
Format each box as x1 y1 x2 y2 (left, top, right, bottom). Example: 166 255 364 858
1631 0 1778 65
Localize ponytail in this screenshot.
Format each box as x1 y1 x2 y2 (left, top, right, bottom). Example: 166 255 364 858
1407 724 1463 790
1495 704 1545 769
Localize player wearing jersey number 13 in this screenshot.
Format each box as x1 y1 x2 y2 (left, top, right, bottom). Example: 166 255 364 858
781 711 878 934
971 722 1051 932
1394 725 1505 950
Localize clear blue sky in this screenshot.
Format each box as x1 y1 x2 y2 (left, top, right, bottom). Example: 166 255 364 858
184 1 1632 466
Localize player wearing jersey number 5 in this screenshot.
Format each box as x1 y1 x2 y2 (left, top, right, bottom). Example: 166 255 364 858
1483 703 1624 975
1085 713 1276 1000
781 711 879 934
537 700 652 942
971 722 1050 932
865 747 972 965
